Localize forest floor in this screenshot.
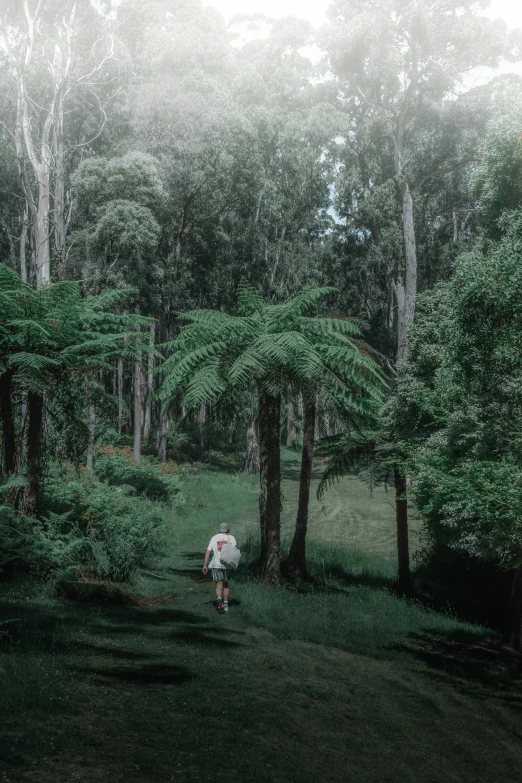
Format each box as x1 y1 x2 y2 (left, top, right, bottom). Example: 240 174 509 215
1 452 522 783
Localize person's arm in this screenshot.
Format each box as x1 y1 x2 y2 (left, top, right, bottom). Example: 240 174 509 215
202 548 211 574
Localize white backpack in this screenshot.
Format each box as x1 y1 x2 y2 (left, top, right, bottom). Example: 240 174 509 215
219 542 241 569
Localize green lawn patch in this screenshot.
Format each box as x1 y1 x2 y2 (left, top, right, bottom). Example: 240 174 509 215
1 463 521 783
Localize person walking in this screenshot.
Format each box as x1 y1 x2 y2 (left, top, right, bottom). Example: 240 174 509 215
202 523 237 613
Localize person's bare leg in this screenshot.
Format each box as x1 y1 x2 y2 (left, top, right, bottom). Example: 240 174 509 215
223 582 230 602
215 581 223 602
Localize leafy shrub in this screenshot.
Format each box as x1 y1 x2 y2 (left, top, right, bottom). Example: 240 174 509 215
95 455 181 501
0 462 182 582
413 456 522 567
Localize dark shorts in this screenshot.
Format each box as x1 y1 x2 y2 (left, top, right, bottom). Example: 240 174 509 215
211 568 229 582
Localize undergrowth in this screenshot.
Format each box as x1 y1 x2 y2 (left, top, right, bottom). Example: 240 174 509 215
0 455 184 583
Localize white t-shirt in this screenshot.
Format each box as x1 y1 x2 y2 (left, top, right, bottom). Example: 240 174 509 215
207 533 237 569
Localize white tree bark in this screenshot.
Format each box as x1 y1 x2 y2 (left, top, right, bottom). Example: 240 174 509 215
393 75 419 363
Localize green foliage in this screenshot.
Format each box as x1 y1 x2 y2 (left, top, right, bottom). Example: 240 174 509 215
392 212 522 567
70 152 166 309
413 458 522 566
472 96 522 236
94 455 182 501
71 152 166 220
0 264 148 392
0 458 182 581
159 283 385 417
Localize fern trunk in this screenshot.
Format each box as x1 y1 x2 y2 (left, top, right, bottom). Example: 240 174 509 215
288 395 316 580
0 370 16 477
24 391 44 515
258 386 281 585
394 464 413 595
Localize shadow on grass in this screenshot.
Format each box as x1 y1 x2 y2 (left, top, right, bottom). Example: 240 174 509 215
74 662 194 686
396 626 522 704
172 626 242 647
0 594 244 662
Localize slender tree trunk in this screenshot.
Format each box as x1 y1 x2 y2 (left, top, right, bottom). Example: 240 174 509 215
20 203 28 283
198 404 206 452
258 385 281 585
394 465 413 594
143 323 155 445
133 359 142 463
288 395 316 579
243 418 260 474
86 399 95 471
0 370 16 477
271 224 286 285
157 407 168 463
34 142 52 287
157 314 169 462
286 397 297 449
24 391 44 516
117 358 124 434
395 182 417 363
54 91 67 279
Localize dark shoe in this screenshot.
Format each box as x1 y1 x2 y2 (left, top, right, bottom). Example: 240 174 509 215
217 599 225 613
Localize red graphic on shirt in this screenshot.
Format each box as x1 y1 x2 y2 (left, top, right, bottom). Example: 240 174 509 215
217 538 228 552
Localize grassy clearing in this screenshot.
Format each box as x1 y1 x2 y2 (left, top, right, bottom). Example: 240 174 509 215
1 456 521 783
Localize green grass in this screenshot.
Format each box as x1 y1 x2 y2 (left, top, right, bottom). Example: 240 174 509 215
1 456 521 783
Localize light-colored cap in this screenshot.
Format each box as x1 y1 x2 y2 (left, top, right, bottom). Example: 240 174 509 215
219 523 230 533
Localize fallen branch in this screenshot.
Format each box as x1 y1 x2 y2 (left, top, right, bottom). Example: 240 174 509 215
139 569 168 580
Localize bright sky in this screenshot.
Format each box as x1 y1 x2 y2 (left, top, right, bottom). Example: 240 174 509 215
202 0 522 29
201 0 522 80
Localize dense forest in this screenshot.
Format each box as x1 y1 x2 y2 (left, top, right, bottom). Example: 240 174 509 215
1 3 522 778
2 0 522 619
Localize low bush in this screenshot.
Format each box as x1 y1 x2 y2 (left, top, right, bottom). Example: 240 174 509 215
0 461 183 583
95 454 181 501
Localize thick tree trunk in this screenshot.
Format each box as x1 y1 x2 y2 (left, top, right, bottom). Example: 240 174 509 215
133 359 142 463
394 465 413 594
287 395 316 580
24 391 44 516
258 386 281 585
243 419 260 474
0 370 16 477
143 323 155 445
507 558 522 649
